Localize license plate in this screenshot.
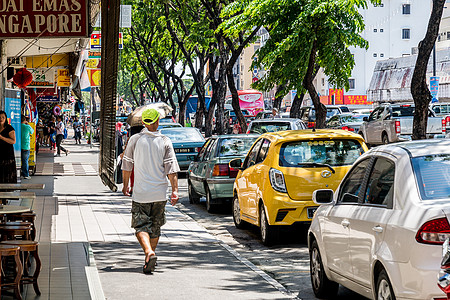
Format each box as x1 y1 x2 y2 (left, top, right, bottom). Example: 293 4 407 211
307 207 318 219
175 148 194 153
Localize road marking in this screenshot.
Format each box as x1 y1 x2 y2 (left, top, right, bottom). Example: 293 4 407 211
220 242 301 300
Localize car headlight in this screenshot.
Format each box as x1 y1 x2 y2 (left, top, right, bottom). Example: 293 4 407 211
269 168 287 193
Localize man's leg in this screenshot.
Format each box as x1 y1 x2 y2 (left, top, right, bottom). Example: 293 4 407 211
136 231 156 258
56 134 62 155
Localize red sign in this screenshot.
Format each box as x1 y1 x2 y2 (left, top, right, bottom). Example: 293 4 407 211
344 95 372 105
0 0 88 38
329 89 344 105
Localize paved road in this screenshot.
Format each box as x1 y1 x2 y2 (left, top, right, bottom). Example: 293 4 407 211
176 175 368 300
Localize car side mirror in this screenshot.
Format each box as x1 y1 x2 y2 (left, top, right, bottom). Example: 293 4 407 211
229 158 243 170
312 189 334 205
363 116 369 122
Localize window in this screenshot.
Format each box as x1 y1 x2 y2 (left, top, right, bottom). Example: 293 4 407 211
197 139 212 161
322 78 325 86
447 32 450 40
338 159 371 203
412 154 450 200
348 78 355 89
256 139 271 164
380 29 384 33
402 28 411 39
364 158 395 206
368 107 383 121
373 29 377 33
402 4 411 15
218 137 258 157
373 53 377 57
243 139 263 169
380 53 384 57
203 139 217 161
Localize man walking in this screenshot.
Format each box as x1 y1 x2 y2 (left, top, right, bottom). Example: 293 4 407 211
21 115 34 179
122 108 180 274
73 117 82 144
55 116 68 156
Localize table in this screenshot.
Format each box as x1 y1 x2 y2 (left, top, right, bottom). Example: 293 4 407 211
0 205 31 221
0 192 36 206
0 184 45 190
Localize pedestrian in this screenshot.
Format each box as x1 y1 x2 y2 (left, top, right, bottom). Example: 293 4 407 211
122 108 180 274
21 115 34 179
48 117 56 149
0 111 17 183
272 107 280 118
37 119 44 146
55 116 69 156
73 117 82 144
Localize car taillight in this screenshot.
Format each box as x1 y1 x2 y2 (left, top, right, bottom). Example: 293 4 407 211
196 147 201 152
307 122 315 128
416 217 450 245
341 126 354 131
269 168 287 193
229 167 239 178
442 119 447 133
395 120 401 134
212 164 229 176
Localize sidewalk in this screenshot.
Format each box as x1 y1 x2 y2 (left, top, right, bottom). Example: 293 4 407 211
14 134 295 300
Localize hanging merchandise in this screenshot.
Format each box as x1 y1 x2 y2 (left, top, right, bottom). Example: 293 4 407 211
53 105 62 116
13 68 33 88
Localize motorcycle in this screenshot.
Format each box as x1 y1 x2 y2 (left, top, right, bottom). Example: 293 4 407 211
438 238 450 299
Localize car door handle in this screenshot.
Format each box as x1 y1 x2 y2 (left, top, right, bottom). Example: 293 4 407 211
341 220 350 228
372 225 383 233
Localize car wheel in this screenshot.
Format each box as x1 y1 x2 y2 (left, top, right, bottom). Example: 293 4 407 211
259 205 277 246
232 195 247 229
205 185 216 213
382 133 389 145
310 240 339 299
188 180 200 204
376 269 395 300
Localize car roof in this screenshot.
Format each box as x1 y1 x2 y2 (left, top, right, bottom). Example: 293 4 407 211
260 129 365 143
210 134 260 139
375 139 450 158
251 118 300 123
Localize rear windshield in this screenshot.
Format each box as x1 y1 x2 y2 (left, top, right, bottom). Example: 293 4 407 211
161 128 205 142
309 108 341 119
279 139 364 167
250 122 291 133
412 154 450 200
391 106 415 117
218 137 258 157
340 107 350 113
341 115 365 123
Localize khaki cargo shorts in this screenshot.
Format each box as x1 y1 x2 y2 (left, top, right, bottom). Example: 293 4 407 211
131 200 167 238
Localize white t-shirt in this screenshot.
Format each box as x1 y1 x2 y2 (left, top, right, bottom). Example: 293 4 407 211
56 121 65 135
122 128 180 203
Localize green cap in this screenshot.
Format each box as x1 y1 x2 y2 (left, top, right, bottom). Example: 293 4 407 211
142 108 160 125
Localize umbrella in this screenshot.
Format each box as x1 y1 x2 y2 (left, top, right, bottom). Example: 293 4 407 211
126 102 173 127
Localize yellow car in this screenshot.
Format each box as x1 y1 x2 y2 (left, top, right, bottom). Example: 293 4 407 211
229 129 368 245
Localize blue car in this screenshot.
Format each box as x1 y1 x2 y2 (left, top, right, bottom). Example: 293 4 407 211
160 127 206 171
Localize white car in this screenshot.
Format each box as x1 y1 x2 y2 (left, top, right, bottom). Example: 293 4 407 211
308 139 450 300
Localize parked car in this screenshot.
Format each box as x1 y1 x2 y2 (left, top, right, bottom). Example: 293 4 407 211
430 102 450 117
299 105 350 128
188 134 259 212
255 110 274 119
159 127 206 171
158 123 183 130
247 118 307 134
308 139 450 300
326 113 366 133
229 129 368 245
358 103 443 145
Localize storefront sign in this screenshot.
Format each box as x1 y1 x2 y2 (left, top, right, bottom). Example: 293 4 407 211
28 68 55 88
89 51 101 59
90 32 124 50
57 69 70 87
86 58 100 69
0 0 88 38
329 89 344 105
344 95 371 105
88 69 101 86
37 95 59 102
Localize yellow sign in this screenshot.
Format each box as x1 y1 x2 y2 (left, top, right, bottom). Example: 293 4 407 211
86 58 101 69
57 69 70 87
88 69 101 87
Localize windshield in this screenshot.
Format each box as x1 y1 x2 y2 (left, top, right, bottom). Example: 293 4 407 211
160 128 205 142
250 122 291 133
279 139 363 167
218 137 258 157
412 154 450 200
309 108 341 119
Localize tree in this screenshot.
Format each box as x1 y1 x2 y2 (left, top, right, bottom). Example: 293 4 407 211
222 0 376 128
411 0 446 140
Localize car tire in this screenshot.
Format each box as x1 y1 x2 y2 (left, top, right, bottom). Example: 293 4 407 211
188 180 201 204
232 195 247 229
205 185 216 213
259 205 277 246
382 133 389 145
310 239 339 299
376 269 396 300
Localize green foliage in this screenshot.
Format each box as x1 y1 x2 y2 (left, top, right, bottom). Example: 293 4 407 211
221 0 377 93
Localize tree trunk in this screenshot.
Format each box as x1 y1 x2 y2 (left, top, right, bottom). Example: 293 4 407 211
273 83 287 111
304 40 326 128
227 64 247 133
290 93 305 118
411 0 445 140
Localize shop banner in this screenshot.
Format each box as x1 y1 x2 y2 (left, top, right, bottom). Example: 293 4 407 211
4 89 21 167
29 122 36 172
28 68 55 88
37 95 59 102
329 89 344 105
90 32 124 50
88 69 101 86
0 0 89 38
57 69 70 87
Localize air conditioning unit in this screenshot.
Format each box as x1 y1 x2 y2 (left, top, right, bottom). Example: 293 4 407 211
411 47 419 55
7 57 26 67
